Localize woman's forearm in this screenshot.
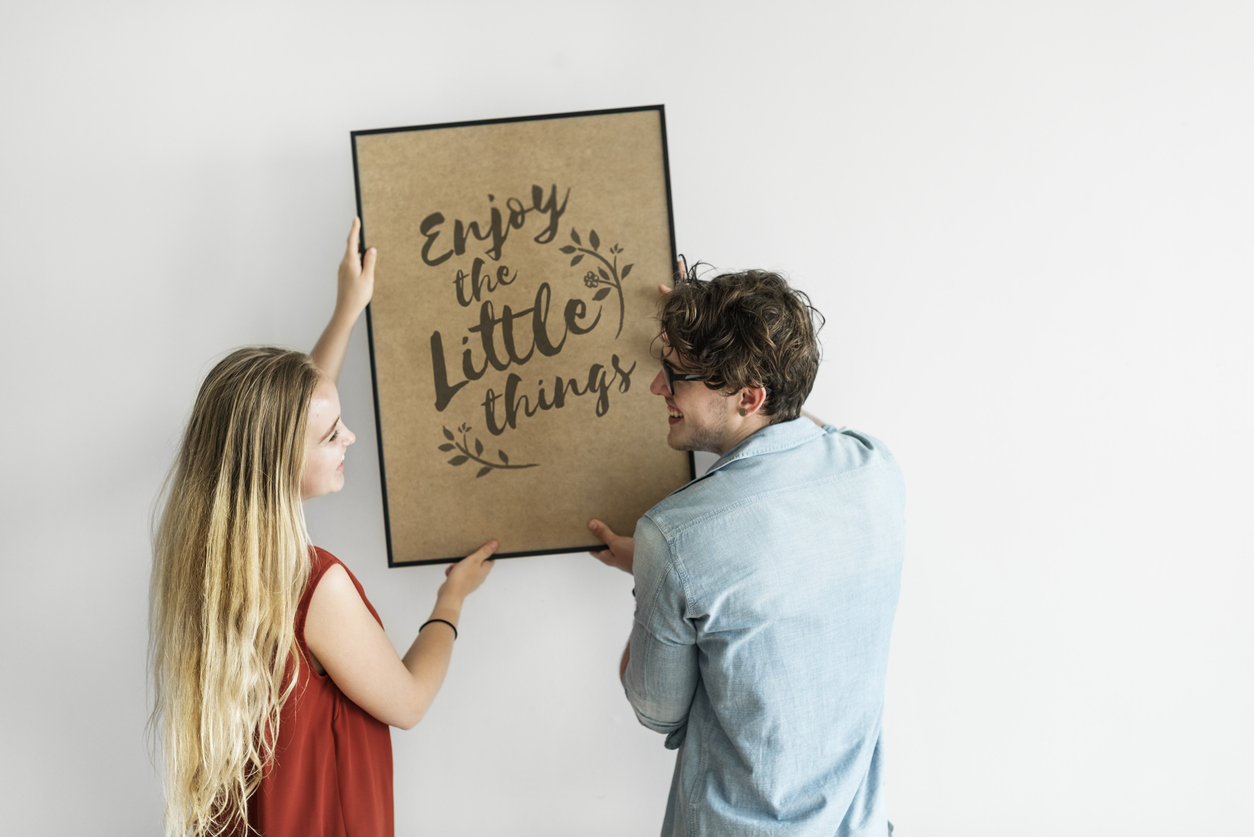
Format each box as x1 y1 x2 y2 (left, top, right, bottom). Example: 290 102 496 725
310 308 359 383
396 594 465 727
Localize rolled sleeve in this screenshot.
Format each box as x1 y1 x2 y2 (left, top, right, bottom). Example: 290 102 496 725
623 517 699 748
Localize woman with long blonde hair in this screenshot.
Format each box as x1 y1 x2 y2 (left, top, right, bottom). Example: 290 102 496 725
150 220 496 837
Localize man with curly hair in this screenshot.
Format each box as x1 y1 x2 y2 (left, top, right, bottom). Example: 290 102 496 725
590 267 905 836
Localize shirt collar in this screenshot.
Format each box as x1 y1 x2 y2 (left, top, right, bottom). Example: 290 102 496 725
708 417 826 474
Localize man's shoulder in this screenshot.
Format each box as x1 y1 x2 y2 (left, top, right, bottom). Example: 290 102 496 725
643 422 904 542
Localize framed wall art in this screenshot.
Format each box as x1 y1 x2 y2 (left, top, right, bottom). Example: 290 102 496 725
352 105 693 566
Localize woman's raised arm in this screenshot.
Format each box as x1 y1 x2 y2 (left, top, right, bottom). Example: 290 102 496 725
311 217 376 383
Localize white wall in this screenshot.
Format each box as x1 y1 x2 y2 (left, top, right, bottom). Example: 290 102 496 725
2 2 1251 834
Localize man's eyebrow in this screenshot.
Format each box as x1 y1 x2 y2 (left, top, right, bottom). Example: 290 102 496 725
318 415 341 442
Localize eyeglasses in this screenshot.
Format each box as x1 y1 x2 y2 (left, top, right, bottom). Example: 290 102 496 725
660 360 710 395
660 360 772 397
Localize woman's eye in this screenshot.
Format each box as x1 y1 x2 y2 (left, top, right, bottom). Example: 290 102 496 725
329 430 339 442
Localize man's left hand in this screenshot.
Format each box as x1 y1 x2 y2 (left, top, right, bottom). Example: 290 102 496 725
588 519 635 574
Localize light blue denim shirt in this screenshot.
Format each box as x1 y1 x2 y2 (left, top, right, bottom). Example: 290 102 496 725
625 418 905 836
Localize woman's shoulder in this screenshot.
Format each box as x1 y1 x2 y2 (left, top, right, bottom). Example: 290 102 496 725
299 547 341 610
310 545 343 576
306 546 383 627
298 549 376 673
310 546 370 596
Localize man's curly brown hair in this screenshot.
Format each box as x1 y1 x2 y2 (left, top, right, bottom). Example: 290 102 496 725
657 267 824 423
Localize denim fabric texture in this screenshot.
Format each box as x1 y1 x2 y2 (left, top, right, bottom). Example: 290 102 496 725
624 418 906 836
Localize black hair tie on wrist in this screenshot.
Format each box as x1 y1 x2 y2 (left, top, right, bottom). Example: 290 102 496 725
419 618 458 640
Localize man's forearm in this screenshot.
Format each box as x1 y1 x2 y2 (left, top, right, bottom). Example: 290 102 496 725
619 642 630 684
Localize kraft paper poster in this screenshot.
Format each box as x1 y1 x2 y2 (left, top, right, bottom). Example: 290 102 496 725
352 106 693 565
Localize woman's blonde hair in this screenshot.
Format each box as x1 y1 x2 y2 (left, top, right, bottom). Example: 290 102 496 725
150 347 323 836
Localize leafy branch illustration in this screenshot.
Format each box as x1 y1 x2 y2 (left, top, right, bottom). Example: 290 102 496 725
560 228 633 339
439 423 538 478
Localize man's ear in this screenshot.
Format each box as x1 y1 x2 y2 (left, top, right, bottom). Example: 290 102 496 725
737 386 768 417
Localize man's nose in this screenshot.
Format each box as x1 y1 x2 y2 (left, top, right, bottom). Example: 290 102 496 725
649 368 669 397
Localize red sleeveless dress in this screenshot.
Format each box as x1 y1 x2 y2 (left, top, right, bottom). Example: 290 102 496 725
242 547 394 836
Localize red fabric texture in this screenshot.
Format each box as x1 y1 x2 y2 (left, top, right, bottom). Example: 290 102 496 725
242 547 394 836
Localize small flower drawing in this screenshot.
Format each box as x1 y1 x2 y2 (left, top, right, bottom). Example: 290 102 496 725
561 229 634 339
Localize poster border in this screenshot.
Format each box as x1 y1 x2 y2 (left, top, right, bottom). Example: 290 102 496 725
350 104 694 568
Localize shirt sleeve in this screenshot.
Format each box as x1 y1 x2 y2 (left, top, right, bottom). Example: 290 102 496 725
623 516 699 749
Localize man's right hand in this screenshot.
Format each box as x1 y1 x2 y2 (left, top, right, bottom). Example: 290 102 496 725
588 519 635 574
659 255 687 294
